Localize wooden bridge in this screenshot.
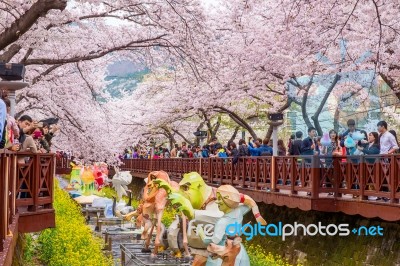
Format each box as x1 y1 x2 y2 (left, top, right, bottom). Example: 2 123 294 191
2 153 397 264
0 151 55 266
119 155 400 222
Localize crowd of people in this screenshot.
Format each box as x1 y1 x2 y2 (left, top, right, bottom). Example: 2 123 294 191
122 119 399 162
288 119 399 157
0 90 59 154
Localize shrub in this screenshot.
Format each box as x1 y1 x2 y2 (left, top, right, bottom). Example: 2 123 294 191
245 243 294 266
37 181 113 266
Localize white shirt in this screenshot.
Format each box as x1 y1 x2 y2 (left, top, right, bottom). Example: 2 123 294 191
379 131 399 154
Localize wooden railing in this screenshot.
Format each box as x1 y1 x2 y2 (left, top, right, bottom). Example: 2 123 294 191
0 151 55 254
119 155 400 221
55 156 72 175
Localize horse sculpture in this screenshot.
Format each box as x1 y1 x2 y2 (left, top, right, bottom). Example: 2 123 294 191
123 171 190 258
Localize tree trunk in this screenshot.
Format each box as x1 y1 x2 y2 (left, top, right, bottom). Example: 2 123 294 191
311 74 340 136
229 126 240 143
301 77 315 130
333 105 340 133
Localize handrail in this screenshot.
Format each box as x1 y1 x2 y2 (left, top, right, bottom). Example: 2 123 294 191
0 151 55 252
118 155 400 204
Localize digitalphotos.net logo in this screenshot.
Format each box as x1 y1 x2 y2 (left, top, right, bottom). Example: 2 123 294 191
193 222 384 241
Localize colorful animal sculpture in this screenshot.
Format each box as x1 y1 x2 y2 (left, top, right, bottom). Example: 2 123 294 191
124 171 190 258
194 185 267 266
207 237 242 266
154 172 225 264
112 168 132 200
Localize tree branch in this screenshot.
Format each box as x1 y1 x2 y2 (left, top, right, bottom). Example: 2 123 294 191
25 35 169 65
0 0 67 51
213 105 258 139
0 44 21 62
171 129 194 146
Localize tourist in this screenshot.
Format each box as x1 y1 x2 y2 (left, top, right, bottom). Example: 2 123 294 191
3 97 19 146
229 142 239 164
163 148 171 158
248 137 273 156
170 144 179 158
0 92 6 148
301 127 319 155
201 145 210 158
289 131 303 155
277 139 286 156
208 137 221 154
132 149 139 159
188 146 195 158
238 139 249 157
340 119 367 155
194 146 202 158
287 134 295 155
43 123 59 149
357 132 380 156
179 145 189 158
32 125 50 153
388 130 399 153
377 121 398 154
17 115 38 152
321 129 341 156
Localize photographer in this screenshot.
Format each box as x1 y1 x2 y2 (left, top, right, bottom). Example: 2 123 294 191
32 123 50 153
43 123 59 149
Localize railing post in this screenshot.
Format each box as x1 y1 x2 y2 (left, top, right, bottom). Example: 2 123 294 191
311 155 319 199
359 156 366 200
271 156 276 191
255 158 259 190
30 154 39 212
242 158 247 188
333 157 341 198
10 153 16 219
209 158 213 184
390 155 396 203
199 158 202 175
290 157 296 195
230 159 234 186
0 152 7 251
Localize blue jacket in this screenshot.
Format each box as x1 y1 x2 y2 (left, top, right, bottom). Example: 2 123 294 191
201 149 209 158
248 142 273 156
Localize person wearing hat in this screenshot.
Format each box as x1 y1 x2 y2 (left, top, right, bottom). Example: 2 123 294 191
340 119 368 155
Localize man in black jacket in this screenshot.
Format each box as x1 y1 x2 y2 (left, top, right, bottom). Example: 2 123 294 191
301 127 319 155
